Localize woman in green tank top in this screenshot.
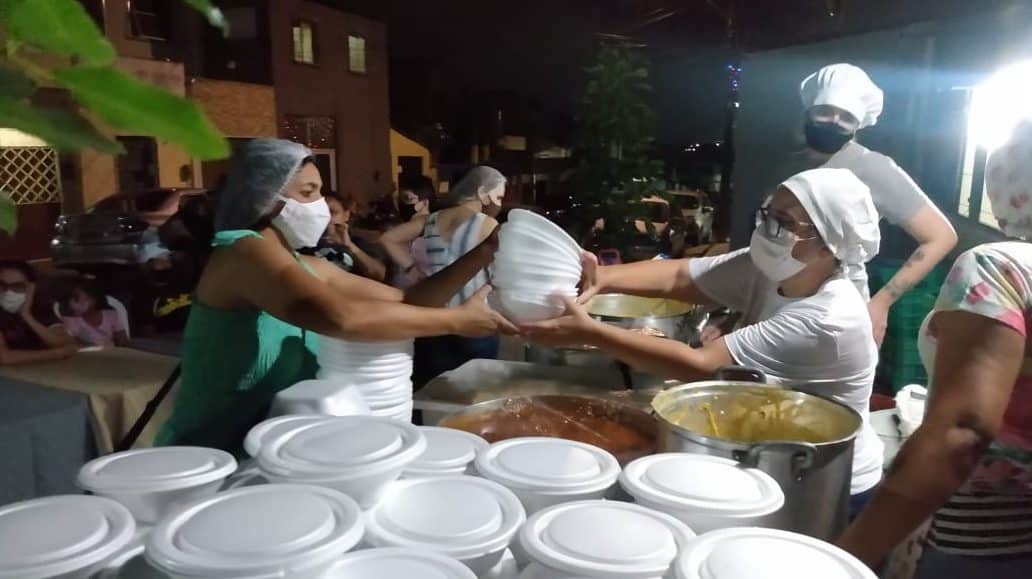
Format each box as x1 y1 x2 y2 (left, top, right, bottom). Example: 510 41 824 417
156 139 515 455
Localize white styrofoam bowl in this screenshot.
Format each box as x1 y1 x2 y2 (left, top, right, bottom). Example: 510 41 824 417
491 291 569 324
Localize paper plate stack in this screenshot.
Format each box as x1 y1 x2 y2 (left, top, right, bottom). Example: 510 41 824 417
491 209 582 324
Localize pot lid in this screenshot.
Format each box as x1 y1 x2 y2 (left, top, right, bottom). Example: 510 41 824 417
258 416 426 480
364 476 525 561
0 495 135 579
146 484 363 579
405 427 488 474
475 437 620 494
675 528 876 579
619 454 784 516
244 415 332 457
78 447 237 493
520 500 695 578
324 547 477 579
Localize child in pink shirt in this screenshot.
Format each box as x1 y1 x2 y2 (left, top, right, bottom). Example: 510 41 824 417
61 280 129 348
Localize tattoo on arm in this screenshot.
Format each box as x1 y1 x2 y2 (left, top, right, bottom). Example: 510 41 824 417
901 249 926 269
884 280 914 300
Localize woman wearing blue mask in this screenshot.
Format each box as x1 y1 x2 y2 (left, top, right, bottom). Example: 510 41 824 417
799 63 957 345
157 139 515 454
524 168 885 512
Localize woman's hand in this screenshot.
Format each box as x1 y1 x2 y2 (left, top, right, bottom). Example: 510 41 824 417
868 297 890 346
576 250 603 304
521 296 599 347
454 285 518 337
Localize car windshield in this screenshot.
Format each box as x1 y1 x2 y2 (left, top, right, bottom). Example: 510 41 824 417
644 202 669 223
680 196 700 210
134 190 172 212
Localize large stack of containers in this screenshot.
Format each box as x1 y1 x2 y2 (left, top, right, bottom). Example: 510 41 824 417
867 259 948 393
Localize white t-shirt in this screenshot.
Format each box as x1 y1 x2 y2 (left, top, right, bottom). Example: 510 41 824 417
689 248 884 494
823 141 932 299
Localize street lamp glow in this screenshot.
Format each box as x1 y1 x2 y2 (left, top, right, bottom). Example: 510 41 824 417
969 60 1032 152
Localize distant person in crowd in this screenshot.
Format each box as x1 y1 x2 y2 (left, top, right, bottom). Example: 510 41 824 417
838 120 1032 578
799 63 957 343
407 166 507 386
0 260 76 365
302 190 387 281
381 175 436 289
525 168 885 513
157 139 513 454
60 278 129 348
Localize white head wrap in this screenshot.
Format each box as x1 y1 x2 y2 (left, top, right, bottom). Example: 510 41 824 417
986 119 1032 239
780 168 880 269
800 63 884 129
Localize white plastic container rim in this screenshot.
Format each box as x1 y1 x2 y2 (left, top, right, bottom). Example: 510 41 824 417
319 337 414 354
244 415 331 457
78 446 238 494
258 415 426 481
519 500 696 578
476 437 620 495
504 210 581 252
0 495 135 579
324 547 478 579
146 484 364 579
363 475 526 561
405 427 489 476
674 527 877 579
497 226 579 258
619 454 784 517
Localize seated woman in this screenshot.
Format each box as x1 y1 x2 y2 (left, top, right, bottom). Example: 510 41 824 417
60 278 129 348
838 122 1032 577
0 260 76 365
524 168 885 507
303 190 387 281
156 139 515 454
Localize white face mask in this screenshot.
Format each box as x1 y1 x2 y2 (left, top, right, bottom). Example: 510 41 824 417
749 229 807 282
271 196 331 249
0 290 26 314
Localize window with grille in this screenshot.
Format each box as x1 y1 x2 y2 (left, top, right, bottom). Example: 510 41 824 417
128 0 171 41
0 147 62 205
348 35 367 74
293 21 316 65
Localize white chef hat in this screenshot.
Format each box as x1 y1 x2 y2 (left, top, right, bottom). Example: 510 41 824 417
800 63 884 129
781 168 880 268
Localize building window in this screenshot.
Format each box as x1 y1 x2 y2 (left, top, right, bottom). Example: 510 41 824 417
292 21 316 65
128 0 171 41
348 35 367 74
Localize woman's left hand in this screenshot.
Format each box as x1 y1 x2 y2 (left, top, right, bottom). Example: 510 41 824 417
868 298 889 346
520 296 598 347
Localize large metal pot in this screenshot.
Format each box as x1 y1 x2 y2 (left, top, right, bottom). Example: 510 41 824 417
651 371 862 540
585 294 707 344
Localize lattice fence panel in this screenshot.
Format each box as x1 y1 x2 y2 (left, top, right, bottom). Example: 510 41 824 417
0 147 62 205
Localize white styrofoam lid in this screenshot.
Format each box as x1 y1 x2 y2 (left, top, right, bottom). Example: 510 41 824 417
620 454 784 516
0 495 135 579
675 528 876 579
78 447 237 493
520 500 695 577
146 484 362 578
406 427 488 474
245 415 332 457
324 547 477 579
364 476 526 561
258 416 426 479
475 437 620 494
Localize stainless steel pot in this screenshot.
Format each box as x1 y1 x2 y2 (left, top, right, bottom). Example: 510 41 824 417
651 370 862 540
585 294 708 344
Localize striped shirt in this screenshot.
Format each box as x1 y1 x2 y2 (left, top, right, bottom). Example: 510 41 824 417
423 210 489 307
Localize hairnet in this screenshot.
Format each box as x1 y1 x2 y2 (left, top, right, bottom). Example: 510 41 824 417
986 119 1032 239
800 64 884 129
447 165 506 205
781 168 880 268
214 139 312 231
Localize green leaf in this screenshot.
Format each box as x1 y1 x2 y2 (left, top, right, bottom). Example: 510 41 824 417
0 96 124 153
3 0 115 66
55 66 230 160
0 66 36 99
181 0 230 36
0 193 16 235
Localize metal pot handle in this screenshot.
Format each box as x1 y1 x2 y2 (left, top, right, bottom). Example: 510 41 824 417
739 441 819 481
716 365 768 383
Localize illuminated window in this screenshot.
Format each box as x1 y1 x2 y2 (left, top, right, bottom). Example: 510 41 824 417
348 35 366 74
293 21 316 65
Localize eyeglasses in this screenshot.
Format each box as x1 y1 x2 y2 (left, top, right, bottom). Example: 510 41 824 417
755 208 819 241
0 282 28 293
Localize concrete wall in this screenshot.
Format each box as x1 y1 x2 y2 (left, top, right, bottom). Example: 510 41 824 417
268 0 392 204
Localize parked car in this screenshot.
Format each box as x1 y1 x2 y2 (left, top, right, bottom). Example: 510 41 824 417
52 188 207 267
669 189 714 244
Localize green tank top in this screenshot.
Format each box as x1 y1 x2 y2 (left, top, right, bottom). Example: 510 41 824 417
154 230 319 455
